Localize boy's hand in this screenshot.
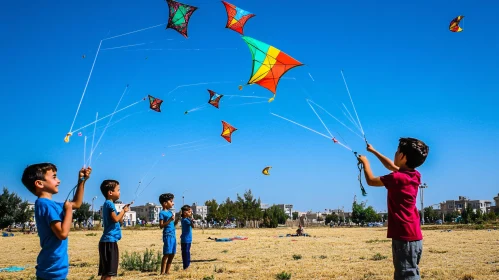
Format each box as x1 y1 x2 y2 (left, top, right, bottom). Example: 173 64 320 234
79 167 92 180
64 201 73 212
366 144 376 153
357 155 369 165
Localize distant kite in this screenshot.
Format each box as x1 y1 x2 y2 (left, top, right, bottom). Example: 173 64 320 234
240 36 303 102
148 95 163 112
222 1 255 35
221 121 237 143
449 15 464 32
262 166 272 175
166 0 198 38
208 89 224 108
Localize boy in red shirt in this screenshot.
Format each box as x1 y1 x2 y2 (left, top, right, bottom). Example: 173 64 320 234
358 137 429 280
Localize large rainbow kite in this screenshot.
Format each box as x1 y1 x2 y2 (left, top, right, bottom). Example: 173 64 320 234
240 36 303 102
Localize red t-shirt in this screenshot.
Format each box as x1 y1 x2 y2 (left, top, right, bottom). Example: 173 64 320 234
380 169 422 241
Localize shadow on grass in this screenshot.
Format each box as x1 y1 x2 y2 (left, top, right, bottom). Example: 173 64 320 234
191 259 218 263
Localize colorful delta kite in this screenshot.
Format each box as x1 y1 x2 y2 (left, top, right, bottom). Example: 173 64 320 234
222 1 255 35
166 0 198 38
449 15 464 32
241 36 303 102
262 166 271 175
208 89 224 108
148 95 163 112
221 120 237 143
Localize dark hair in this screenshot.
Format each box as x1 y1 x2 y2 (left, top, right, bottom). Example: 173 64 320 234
398 137 429 169
100 180 119 198
159 193 174 204
181 205 191 217
21 163 58 195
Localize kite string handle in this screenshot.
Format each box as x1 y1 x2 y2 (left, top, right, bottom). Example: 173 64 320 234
354 152 368 196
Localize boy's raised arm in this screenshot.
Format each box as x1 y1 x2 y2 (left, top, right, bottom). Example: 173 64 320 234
367 145 399 172
50 201 73 240
70 167 92 209
358 156 385 187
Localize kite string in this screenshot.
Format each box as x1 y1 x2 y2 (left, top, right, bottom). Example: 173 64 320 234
83 136 87 168
270 112 352 152
341 103 363 134
71 98 144 134
89 112 98 167
308 100 364 140
68 40 102 133
89 85 129 160
102 23 167 41
341 70 366 137
306 99 334 138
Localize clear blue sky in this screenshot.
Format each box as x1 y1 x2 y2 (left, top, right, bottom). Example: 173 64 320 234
1 0 498 213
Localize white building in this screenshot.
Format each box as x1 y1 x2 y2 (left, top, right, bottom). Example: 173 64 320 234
191 203 208 220
131 202 163 224
440 196 492 214
276 204 293 219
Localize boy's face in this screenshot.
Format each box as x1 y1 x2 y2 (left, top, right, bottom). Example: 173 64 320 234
393 147 407 167
185 209 192 217
35 169 60 195
108 185 121 201
163 199 174 209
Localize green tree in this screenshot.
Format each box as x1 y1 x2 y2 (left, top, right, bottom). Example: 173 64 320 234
423 206 439 223
325 213 339 225
205 199 219 222
364 206 379 223
351 201 366 225
485 211 496 221
292 211 299 220
261 205 286 228
193 214 202 220
73 202 92 227
444 211 459 223
0 187 32 229
236 189 261 223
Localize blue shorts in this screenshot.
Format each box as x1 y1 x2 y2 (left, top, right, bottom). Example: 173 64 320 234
163 235 176 255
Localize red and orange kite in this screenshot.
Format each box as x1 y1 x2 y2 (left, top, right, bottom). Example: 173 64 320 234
221 120 237 143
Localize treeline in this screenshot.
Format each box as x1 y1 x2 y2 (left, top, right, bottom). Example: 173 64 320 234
203 189 288 228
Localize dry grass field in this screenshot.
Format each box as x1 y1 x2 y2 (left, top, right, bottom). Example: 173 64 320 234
1 226 498 279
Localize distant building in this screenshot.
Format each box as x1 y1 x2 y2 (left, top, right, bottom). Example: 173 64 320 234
260 203 271 210
440 196 492 214
276 204 293 219
191 203 208 220
131 202 163 224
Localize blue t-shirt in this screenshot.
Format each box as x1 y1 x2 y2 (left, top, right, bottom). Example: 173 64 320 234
180 218 193 243
34 198 68 279
100 200 122 242
159 210 175 236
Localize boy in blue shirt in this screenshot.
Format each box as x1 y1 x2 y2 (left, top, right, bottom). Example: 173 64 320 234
98 180 130 280
180 205 195 270
158 193 175 275
21 163 92 280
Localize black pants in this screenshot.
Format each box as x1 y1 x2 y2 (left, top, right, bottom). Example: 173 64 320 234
98 242 119 276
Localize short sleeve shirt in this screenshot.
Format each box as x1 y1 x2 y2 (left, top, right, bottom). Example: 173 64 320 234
180 218 193 243
380 169 423 241
159 210 175 236
35 198 69 279
100 200 122 242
